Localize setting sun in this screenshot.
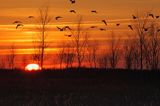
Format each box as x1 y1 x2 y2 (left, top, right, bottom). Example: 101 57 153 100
25 64 41 71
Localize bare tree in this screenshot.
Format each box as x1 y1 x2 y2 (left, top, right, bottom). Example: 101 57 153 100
38 6 51 69
143 22 160 70
57 43 65 69
57 43 75 69
69 16 89 68
32 41 41 65
108 32 120 69
98 52 108 69
132 40 141 70
87 41 99 68
7 44 16 70
31 6 52 69
131 12 151 70
123 37 135 70
130 12 160 70
63 43 75 68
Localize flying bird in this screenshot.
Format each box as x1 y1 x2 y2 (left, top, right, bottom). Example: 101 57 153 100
116 24 120 26
64 26 72 30
102 20 107 26
91 10 98 14
65 34 72 37
70 10 76 13
156 16 160 19
148 13 154 18
70 0 75 4
128 25 133 30
13 21 22 24
132 15 137 19
28 16 34 18
57 27 64 31
100 28 106 31
16 24 23 29
55 16 62 20
90 26 97 28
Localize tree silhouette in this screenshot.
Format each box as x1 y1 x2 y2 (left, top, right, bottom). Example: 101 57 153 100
87 40 99 68
7 44 16 70
130 12 160 70
143 22 160 70
123 36 135 70
64 16 89 68
30 6 52 69
108 32 120 69
57 42 75 69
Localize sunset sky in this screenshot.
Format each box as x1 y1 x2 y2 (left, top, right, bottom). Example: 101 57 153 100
0 0 160 22
0 0 160 68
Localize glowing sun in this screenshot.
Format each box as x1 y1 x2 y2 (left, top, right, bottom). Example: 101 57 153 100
25 64 41 71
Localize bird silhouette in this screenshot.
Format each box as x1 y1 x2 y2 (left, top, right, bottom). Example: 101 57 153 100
13 21 22 24
28 16 34 18
148 13 154 18
16 24 23 29
128 25 133 30
65 34 72 37
156 16 160 19
55 16 62 20
64 26 72 30
116 24 120 26
100 28 106 31
102 20 107 26
70 0 75 4
57 27 64 31
91 10 98 14
70 10 76 13
132 15 137 19
90 26 97 28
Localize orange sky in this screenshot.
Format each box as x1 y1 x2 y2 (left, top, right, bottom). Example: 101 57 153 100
0 0 159 53
0 0 160 23
0 0 160 68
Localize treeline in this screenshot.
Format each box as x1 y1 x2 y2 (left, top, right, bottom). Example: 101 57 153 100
56 12 160 71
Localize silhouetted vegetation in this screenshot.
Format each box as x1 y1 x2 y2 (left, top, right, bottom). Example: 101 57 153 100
0 69 159 105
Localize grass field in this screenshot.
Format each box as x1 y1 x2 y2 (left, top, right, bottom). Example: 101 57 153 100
0 69 160 106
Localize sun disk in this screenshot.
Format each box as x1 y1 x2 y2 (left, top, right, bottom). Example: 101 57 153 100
25 64 41 71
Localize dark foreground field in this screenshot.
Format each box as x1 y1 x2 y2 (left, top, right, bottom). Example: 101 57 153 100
0 69 160 106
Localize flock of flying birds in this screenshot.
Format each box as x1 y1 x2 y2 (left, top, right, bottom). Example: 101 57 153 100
13 0 160 37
